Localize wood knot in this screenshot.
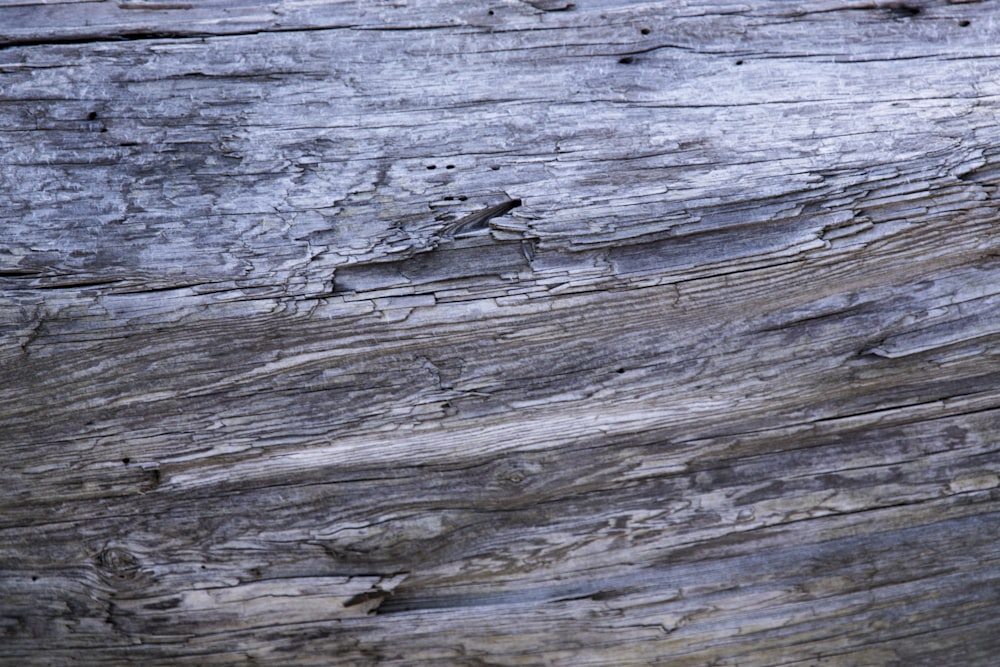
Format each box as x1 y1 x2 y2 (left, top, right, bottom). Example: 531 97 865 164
97 547 141 577
496 464 529 486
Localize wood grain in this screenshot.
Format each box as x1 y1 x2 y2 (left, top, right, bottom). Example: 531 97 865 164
2 0 1000 664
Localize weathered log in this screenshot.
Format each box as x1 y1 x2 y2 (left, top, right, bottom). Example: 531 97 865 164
2 1 1000 664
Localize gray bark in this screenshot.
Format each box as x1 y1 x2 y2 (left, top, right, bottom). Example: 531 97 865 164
2 1 1000 664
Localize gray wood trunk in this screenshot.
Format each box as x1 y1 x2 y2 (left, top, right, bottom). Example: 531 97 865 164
2 1 1000 664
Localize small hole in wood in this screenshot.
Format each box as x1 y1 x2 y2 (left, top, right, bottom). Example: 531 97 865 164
959 19 970 27
122 457 130 466
445 164 455 169
488 9 494 15
87 111 98 120
32 575 38 582
735 59 744 65
490 165 500 171
640 27 650 35
426 164 436 170
616 367 626 374
619 56 634 65
458 195 468 200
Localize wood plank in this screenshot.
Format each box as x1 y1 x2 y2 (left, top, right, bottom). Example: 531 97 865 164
2 0 1000 664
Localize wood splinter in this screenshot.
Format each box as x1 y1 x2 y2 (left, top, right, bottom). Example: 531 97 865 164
441 198 522 238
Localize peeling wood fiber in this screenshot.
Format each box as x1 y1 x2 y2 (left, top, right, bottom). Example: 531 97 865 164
2 1 1000 665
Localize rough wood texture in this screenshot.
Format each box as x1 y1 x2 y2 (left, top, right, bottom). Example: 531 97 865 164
3 0 1000 664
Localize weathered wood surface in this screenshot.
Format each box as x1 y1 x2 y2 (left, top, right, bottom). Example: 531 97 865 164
2 0 1000 664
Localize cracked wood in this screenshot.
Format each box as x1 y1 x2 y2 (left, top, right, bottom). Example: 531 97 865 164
2 0 1000 665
